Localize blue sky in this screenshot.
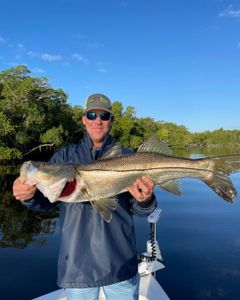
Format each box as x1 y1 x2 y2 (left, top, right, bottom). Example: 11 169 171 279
0 0 239 133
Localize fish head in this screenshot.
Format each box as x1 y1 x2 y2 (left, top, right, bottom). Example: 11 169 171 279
20 161 85 202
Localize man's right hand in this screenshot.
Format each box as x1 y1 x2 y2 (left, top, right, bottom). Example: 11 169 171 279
12 177 37 201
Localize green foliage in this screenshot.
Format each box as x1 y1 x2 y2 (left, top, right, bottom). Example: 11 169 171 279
157 122 192 149
0 147 22 160
111 102 192 149
192 129 240 146
0 111 15 135
111 102 139 148
0 65 84 159
40 125 65 147
0 65 239 161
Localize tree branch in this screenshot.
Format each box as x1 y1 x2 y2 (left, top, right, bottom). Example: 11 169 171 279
23 143 55 156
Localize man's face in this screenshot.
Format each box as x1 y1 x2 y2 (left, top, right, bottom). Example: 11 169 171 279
82 109 113 147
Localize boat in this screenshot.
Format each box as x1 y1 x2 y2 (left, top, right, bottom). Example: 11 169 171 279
33 208 170 300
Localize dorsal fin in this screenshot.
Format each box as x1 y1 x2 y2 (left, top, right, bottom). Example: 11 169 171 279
137 134 172 155
100 145 123 159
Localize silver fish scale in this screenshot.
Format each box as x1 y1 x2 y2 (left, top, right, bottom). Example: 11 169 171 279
78 165 212 200
79 152 209 173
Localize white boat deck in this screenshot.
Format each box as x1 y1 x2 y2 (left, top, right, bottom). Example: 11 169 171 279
33 273 169 300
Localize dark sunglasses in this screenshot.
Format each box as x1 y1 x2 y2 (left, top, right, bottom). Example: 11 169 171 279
86 111 114 121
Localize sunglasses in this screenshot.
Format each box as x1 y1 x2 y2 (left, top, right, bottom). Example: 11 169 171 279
86 111 114 121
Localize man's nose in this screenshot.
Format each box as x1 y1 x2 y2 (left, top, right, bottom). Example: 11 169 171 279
95 116 102 123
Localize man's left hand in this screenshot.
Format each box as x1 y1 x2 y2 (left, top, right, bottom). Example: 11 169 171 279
128 176 155 204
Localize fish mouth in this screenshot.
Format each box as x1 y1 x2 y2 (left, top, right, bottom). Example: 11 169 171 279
59 178 77 198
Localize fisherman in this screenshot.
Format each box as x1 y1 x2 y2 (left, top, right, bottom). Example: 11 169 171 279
12 93 157 300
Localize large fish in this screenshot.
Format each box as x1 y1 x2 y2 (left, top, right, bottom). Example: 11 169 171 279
20 135 240 222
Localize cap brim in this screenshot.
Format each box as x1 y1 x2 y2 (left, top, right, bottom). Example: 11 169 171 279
85 106 113 114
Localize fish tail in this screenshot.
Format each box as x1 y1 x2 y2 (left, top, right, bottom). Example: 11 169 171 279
203 155 240 202
203 172 236 202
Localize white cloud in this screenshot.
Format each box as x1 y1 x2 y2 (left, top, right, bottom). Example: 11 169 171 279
87 42 104 49
27 51 62 61
17 43 25 49
210 25 219 30
0 36 6 43
41 53 62 61
98 68 106 73
219 5 240 18
9 62 28 67
27 51 39 58
97 61 109 73
72 53 89 64
61 62 71 67
32 67 46 74
73 34 87 39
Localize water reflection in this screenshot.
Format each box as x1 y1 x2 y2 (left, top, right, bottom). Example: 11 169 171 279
174 146 240 157
0 166 58 249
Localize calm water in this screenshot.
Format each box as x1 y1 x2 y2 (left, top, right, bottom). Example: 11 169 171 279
1 148 240 300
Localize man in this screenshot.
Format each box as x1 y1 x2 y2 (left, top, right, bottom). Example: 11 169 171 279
13 93 157 300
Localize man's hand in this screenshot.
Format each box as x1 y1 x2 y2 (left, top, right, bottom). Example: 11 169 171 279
128 176 155 204
12 177 37 201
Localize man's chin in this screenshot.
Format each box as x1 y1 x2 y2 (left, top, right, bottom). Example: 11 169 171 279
90 132 106 143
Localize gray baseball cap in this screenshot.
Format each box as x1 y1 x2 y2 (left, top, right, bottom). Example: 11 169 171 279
84 93 113 114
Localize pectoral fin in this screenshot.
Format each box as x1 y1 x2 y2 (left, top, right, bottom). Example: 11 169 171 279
157 180 181 195
91 197 118 223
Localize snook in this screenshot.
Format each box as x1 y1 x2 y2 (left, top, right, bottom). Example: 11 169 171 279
20 135 240 222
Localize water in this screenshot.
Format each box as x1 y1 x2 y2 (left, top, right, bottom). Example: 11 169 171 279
154 176 240 300
1 149 240 300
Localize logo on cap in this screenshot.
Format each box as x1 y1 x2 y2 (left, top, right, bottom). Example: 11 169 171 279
84 93 112 113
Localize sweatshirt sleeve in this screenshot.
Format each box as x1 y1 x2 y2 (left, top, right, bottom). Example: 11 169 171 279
131 194 157 217
21 190 57 212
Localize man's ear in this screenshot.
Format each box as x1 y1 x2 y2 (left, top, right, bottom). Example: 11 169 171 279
82 115 86 126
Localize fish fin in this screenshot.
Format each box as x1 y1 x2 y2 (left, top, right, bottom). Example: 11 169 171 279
202 155 240 202
157 180 181 196
203 172 237 203
91 197 118 223
100 145 123 159
137 134 172 155
211 156 240 175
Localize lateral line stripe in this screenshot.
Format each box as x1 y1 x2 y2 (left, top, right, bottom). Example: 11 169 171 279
80 167 213 173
